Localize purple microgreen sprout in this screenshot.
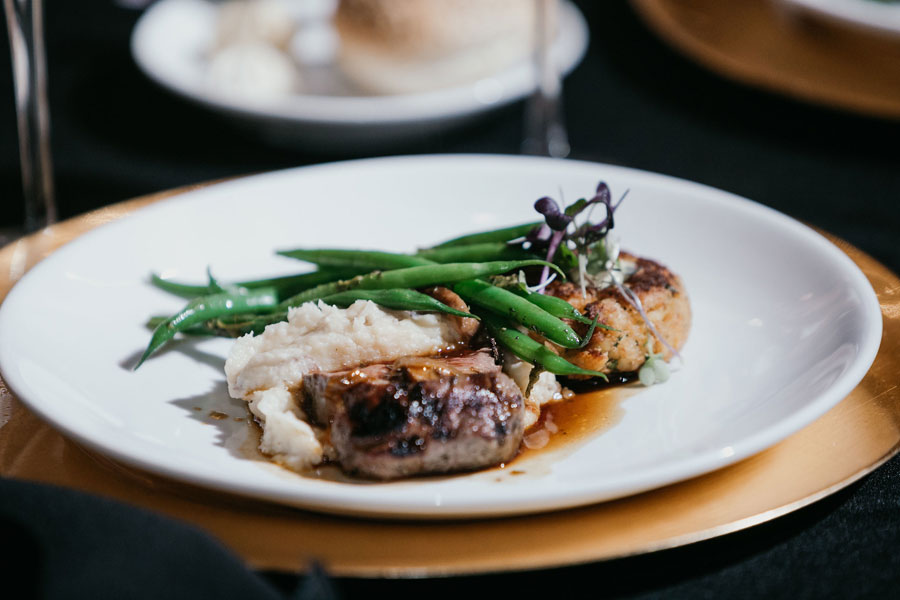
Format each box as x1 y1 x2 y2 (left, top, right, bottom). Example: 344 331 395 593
534 196 573 231
571 184 626 249
525 222 552 244
533 196 573 288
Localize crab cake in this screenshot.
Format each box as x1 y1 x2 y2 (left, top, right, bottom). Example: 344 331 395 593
545 253 690 376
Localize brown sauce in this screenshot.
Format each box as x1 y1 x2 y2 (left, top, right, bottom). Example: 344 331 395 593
517 384 631 458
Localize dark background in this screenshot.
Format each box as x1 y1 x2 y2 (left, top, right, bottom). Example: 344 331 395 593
2 1 899 598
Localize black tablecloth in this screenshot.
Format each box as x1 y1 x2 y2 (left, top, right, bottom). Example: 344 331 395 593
2 1 899 598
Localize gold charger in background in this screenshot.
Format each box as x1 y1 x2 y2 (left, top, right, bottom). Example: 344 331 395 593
1 184 899 577
631 0 900 120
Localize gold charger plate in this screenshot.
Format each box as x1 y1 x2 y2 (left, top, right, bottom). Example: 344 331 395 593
631 0 900 120
1 184 899 577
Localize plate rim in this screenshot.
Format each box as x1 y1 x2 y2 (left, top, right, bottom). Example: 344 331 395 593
0 154 884 519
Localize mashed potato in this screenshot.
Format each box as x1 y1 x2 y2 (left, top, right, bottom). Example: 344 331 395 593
225 299 467 397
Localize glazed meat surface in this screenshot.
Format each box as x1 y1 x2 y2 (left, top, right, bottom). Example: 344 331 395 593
302 349 525 479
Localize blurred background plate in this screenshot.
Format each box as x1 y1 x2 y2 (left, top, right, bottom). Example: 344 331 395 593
631 0 900 120
776 0 900 37
130 0 589 149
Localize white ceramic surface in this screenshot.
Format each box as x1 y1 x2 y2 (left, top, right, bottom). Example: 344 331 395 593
130 0 589 148
0 155 883 518
779 0 900 37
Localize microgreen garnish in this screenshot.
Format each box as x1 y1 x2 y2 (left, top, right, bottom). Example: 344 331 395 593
522 269 557 293
638 338 671 386
525 181 627 292
521 181 682 369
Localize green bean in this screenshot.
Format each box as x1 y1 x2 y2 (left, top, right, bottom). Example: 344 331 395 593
481 313 607 379
431 222 541 248
452 279 581 348
278 243 537 271
136 287 278 369
206 312 286 337
151 274 229 298
204 268 226 294
145 316 218 336
415 242 536 264
276 249 432 270
318 289 477 319
151 267 364 299
145 314 270 338
267 268 370 298
507 286 616 336
506 285 593 324
278 259 563 309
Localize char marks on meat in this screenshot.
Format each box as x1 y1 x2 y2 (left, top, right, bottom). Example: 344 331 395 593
302 349 525 480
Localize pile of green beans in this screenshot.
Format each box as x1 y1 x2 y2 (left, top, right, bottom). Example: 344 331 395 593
138 220 607 380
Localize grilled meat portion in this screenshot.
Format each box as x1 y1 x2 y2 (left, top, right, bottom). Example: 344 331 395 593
302 349 525 479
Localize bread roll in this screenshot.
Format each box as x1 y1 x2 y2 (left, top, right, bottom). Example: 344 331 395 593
334 0 554 94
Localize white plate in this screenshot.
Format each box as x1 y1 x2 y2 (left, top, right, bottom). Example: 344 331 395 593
130 0 589 148
0 155 882 518
778 0 900 37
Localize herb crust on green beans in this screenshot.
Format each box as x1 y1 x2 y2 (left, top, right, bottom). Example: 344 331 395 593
139 182 691 480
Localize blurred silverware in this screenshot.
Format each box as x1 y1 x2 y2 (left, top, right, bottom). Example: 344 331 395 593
522 0 570 158
3 0 56 238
